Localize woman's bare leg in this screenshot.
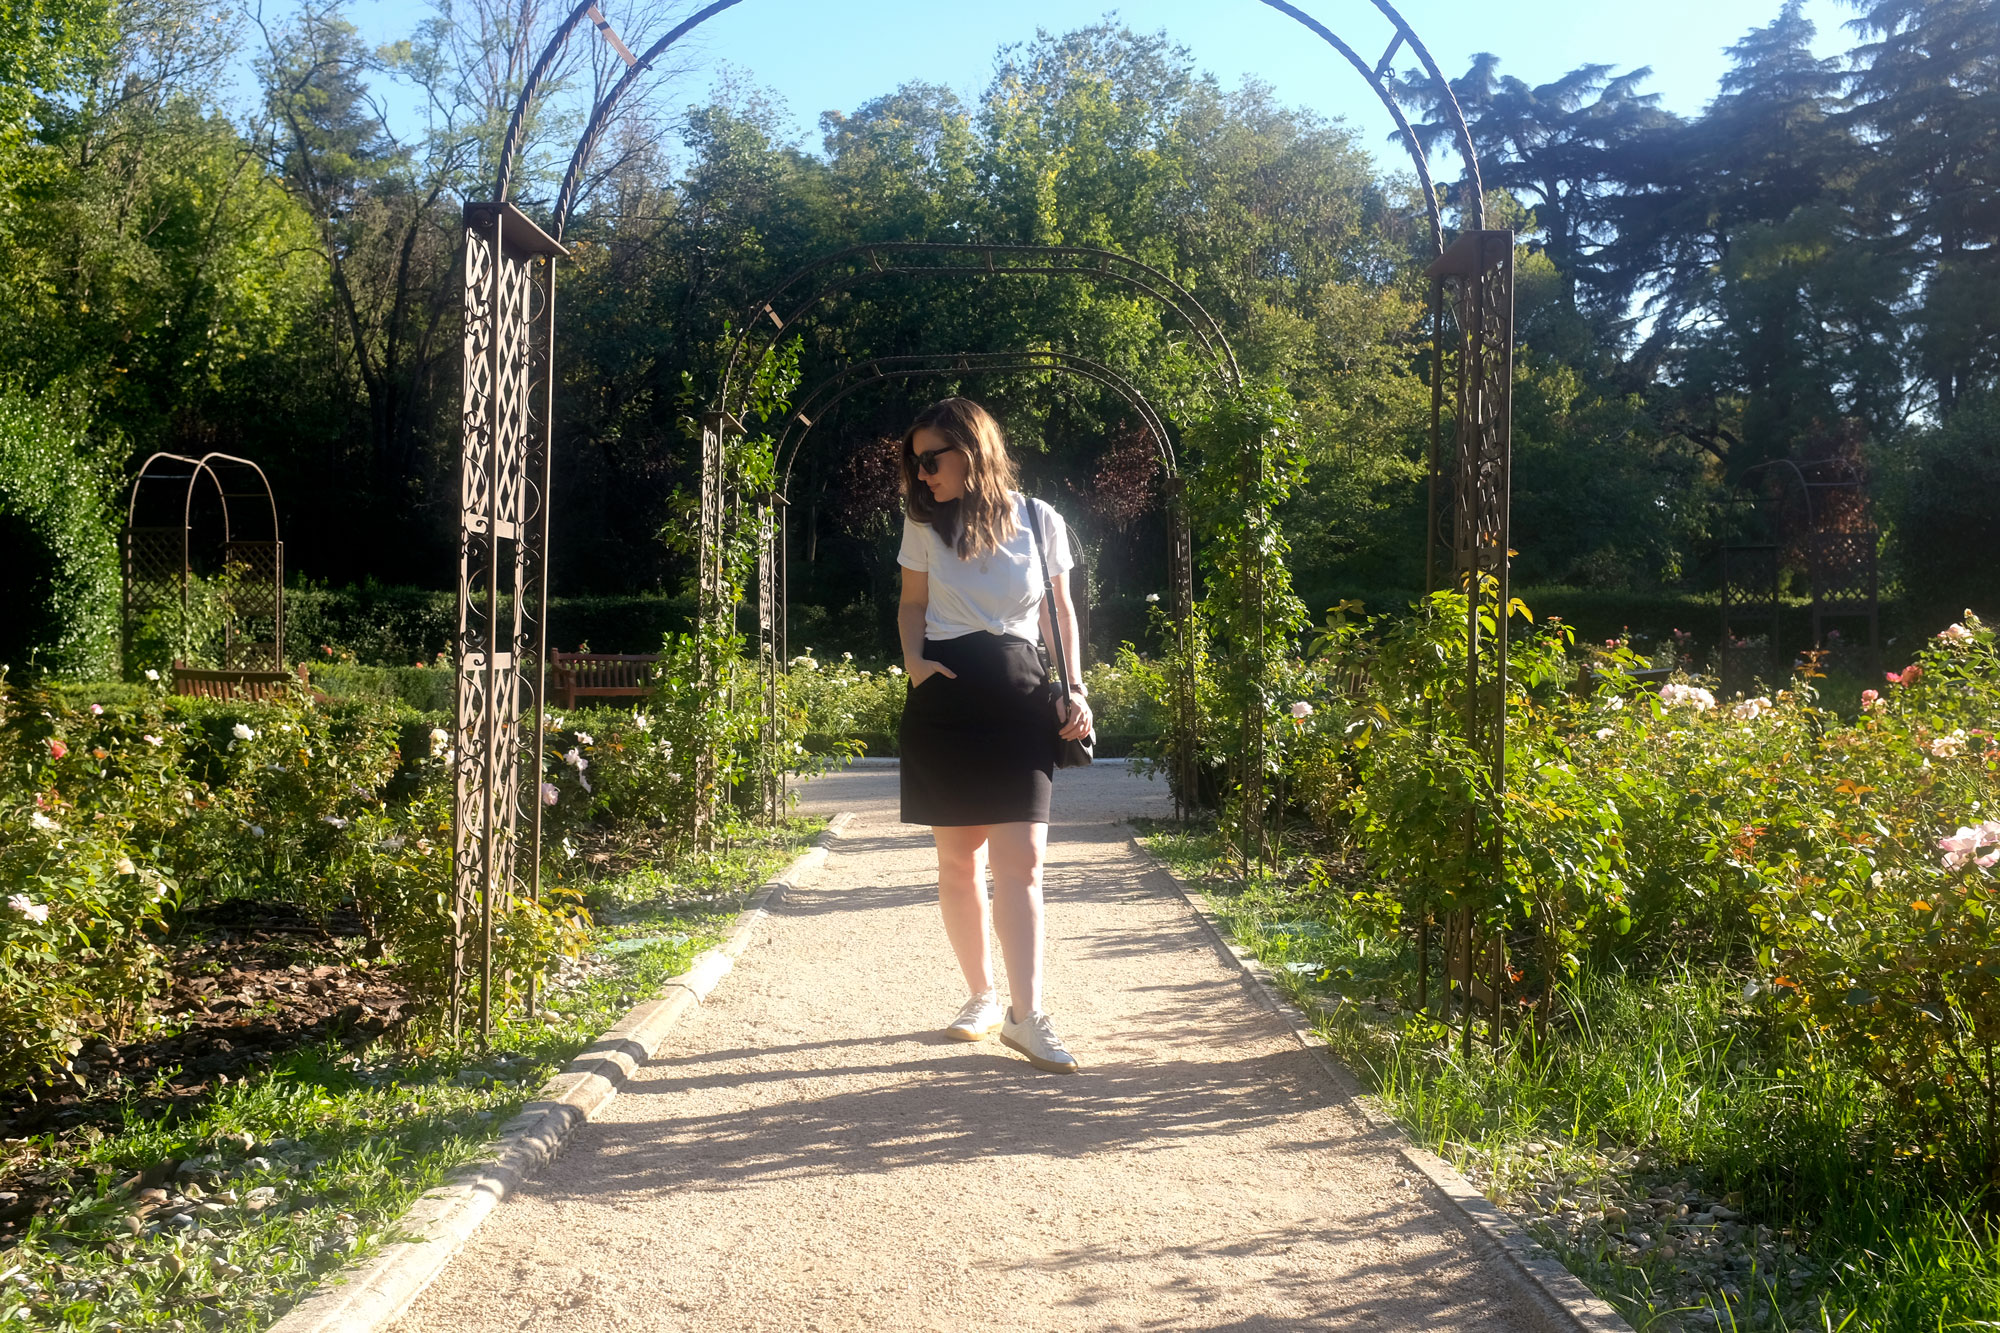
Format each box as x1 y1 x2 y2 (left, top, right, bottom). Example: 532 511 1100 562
933 824 994 995
986 821 1048 1017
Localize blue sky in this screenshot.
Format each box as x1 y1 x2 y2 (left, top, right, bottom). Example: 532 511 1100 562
336 0 1855 170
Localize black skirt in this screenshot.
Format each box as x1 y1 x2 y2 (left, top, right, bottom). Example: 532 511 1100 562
899 632 1057 826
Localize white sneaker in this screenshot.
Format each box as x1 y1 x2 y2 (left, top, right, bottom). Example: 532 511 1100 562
945 989 1003 1042
1000 1007 1080 1074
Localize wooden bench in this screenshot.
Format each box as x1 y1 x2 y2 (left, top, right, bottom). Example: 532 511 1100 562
549 652 661 708
171 661 312 701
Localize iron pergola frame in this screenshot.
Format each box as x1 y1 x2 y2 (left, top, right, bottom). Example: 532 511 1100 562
454 0 1515 1045
123 451 285 677
1719 458 1880 694
741 348 1193 824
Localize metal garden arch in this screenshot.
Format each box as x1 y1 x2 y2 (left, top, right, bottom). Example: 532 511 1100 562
123 451 285 676
737 348 1191 823
452 0 1515 1041
696 241 1241 832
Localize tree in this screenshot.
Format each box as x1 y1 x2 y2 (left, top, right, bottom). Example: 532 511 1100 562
1395 54 1679 324
0 0 114 165
1846 0 2000 415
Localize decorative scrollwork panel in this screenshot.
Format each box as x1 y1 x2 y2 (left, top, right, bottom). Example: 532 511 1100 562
455 203 566 1041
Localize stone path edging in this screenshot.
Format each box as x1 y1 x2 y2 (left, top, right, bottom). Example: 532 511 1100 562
268 814 854 1333
1131 836 1634 1333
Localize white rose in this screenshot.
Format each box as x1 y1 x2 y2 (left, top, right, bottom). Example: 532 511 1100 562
232 723 255 741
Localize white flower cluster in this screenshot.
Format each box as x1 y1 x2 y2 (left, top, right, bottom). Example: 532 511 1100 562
232 723 256 742
1928 730 1969 758
1939 821 2000 871
1658 683 1717 711
1938 622 1975 646
1731 696 1774 721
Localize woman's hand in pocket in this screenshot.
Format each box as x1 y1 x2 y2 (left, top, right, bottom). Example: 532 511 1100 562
908 659 958 687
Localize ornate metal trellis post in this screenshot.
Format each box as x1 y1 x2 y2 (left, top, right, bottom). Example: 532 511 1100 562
1165 478 1200 821
1237 424 1269 874
692 411 740 846
453 202 565 1042
1426 228 1515 1047
755 492 784 822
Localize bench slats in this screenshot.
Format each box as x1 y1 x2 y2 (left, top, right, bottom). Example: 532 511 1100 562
549 652 662 708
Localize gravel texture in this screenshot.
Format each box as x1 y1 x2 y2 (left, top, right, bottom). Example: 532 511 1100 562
396 764 1538 1332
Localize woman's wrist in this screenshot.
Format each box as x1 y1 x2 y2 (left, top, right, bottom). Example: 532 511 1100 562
1067 683 1088 698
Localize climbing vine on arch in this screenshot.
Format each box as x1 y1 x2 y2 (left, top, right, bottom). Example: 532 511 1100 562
1169 383 1310 871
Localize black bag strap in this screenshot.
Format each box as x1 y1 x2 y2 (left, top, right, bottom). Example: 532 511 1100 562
1023 497 1074 699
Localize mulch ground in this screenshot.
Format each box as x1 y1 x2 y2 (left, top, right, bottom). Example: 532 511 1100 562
0 899 410 1242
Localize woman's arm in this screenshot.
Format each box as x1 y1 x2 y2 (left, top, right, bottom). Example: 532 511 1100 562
1037 571 1093 740
899 568 955 685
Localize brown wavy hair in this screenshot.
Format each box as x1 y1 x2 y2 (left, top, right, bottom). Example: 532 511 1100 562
900 397 1021 558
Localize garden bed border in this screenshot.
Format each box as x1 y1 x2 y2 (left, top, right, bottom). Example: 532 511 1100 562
268 813 854 1333
1132 836 1634 1333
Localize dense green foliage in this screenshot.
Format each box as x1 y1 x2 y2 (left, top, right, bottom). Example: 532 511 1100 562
1138 601 2000 1326
0 645 826 1087
2 1 1993 676
0 385 121 677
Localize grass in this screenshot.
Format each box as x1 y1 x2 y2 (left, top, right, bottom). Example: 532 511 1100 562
1138 819 2000 1333
0 817 823 1331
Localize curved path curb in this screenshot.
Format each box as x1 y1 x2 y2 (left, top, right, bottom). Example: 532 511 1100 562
1132 838 1634 1333
268 814 854 1333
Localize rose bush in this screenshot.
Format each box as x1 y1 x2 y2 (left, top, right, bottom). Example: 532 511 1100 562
1251 602 2000 1188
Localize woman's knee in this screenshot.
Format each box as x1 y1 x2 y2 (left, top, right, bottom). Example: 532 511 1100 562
986 826 1046 888
934 830 988 881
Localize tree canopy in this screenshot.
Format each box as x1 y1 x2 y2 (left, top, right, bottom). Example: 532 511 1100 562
1 0 1995 671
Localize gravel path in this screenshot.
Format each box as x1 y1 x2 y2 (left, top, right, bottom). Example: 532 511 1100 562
397 763 1538 1332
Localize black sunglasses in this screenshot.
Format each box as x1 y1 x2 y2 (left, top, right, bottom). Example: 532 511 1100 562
913 445 957 476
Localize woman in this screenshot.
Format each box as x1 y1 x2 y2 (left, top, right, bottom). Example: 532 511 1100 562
896 397 1093 1075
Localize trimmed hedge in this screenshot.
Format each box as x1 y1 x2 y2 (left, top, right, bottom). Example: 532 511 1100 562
0 384 120 678
288 585 697 667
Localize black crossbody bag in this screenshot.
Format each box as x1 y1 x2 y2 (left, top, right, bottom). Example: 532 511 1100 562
1025 500 1095 769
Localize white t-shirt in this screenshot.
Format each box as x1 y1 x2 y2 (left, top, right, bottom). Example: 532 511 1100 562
898 492 1075 642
